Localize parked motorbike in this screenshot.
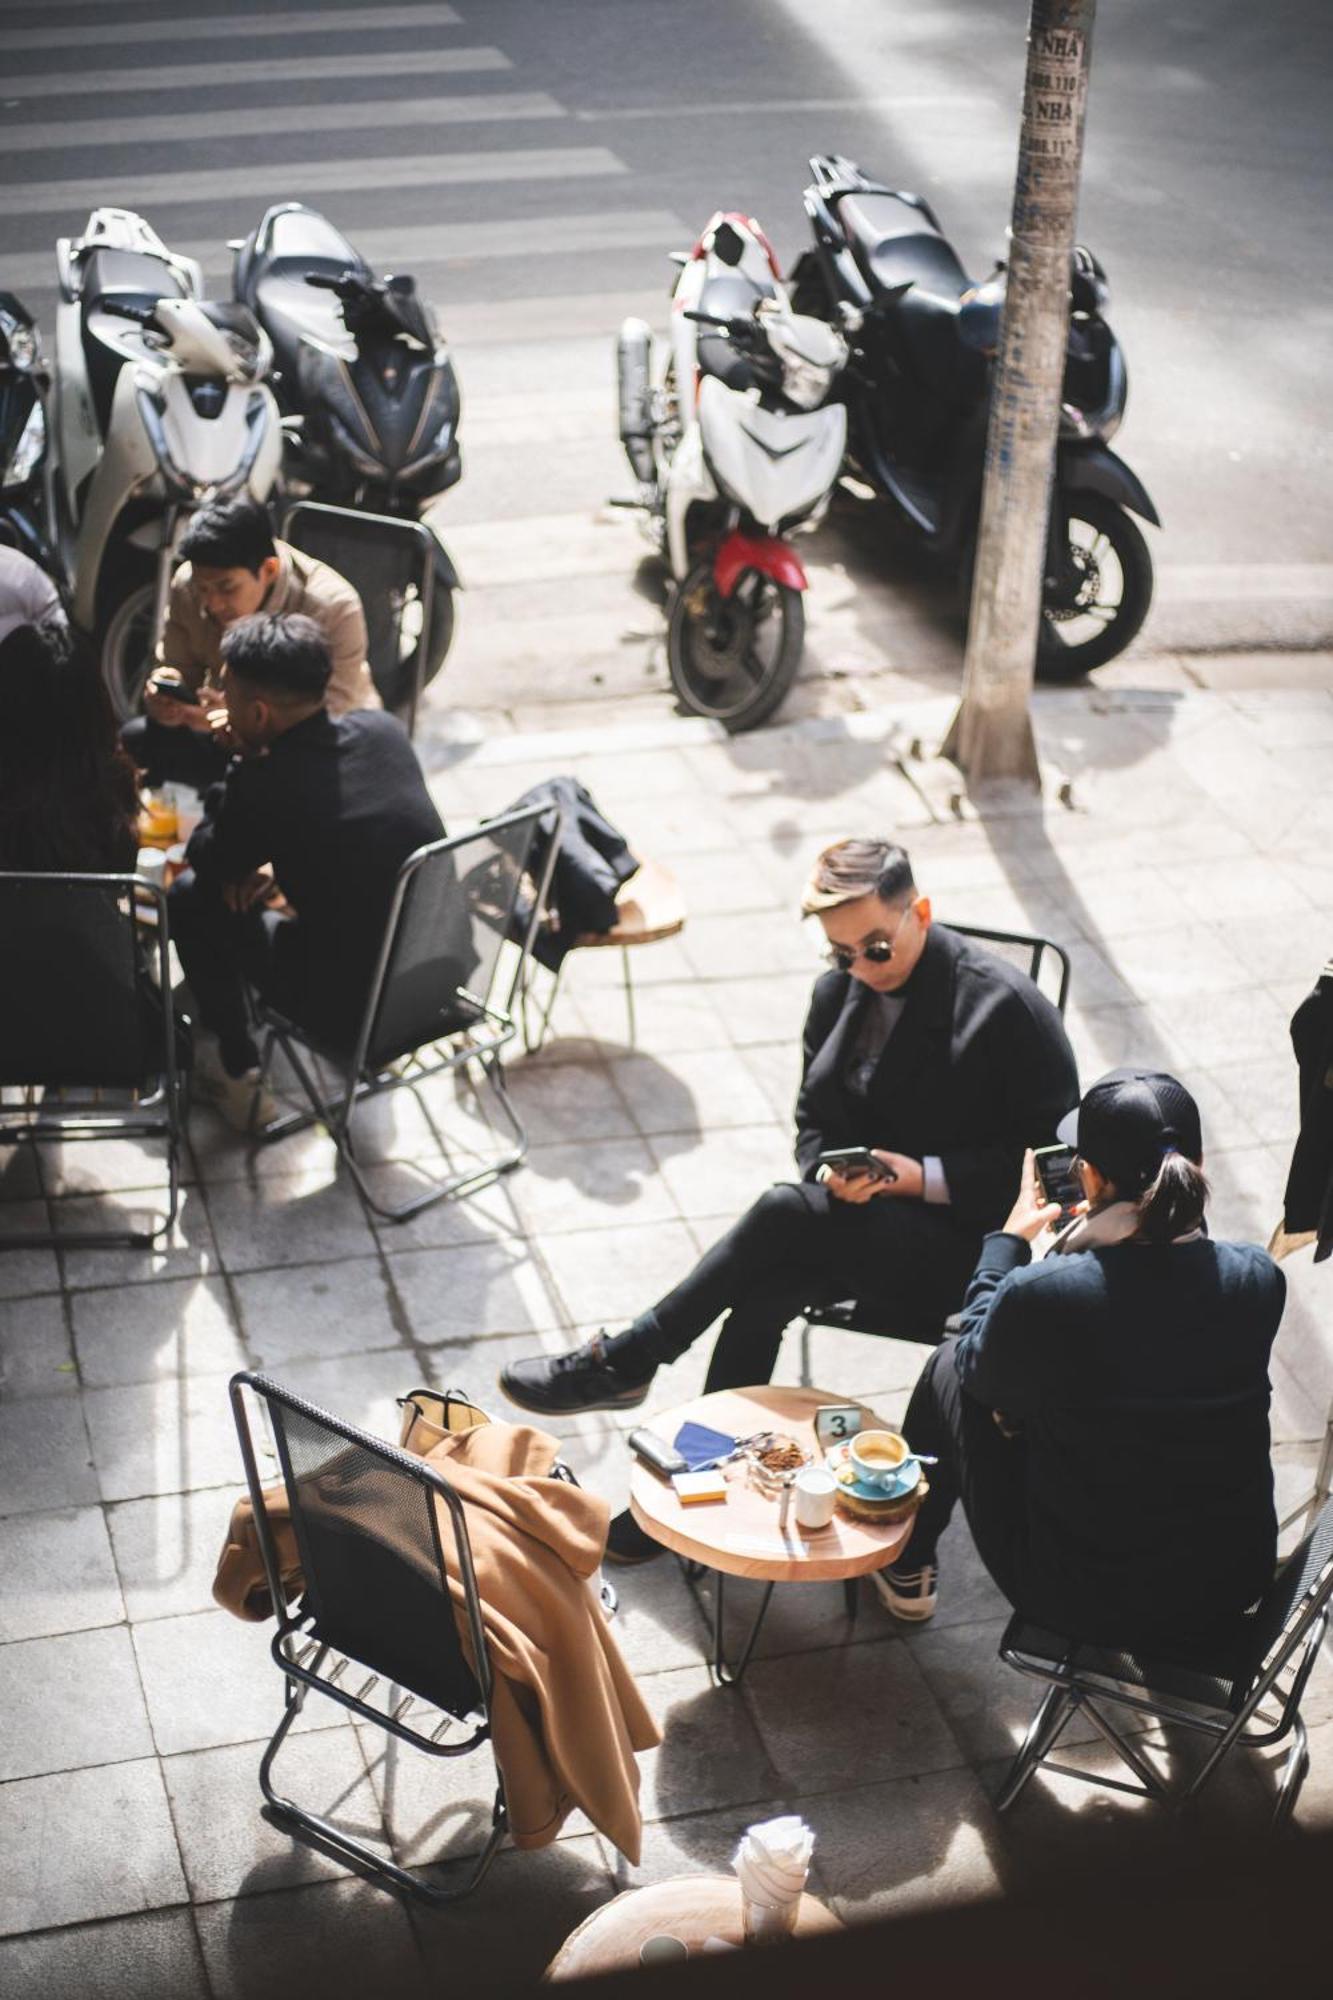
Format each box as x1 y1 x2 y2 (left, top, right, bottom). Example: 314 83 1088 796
43 207 281 718
616 211 848 732
232 203 461 709
791 154 1158 678
0 292 54 576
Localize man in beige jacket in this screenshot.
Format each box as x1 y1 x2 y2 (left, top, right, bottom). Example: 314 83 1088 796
121 493 378 790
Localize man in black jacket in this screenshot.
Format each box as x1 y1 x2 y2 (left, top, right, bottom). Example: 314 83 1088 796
169 611 443 1129
501 837 1079 1430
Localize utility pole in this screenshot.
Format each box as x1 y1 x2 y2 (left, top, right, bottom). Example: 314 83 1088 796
941 0 1096 791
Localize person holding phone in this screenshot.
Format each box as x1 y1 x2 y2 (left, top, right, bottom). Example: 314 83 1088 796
873 1070 1285 1644
501 837 1079 1559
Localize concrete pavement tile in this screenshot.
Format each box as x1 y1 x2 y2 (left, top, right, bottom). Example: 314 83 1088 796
648 1124 795 1224
194 1877 424 2000
0 1760 187 1939
108 1486 238 1625
358 1726 547 1868
538 1218 698 1328
362 1164 519 1250
0 1506 123 1643
203 1171 376 1274
0 1212 61 1301
268 1346 433 1445
741 1635 964 1794
679 911 816 982
1054 937 1138 1009
231 1255 405 1369
0 1397 97 1518
39 1134 195 1199
1162 984 1295 1073
689 1567 893 1667
430 1326 577 1417
133 1608 348 1757
0 1909 208 2000
388 1237 567 1344
84 1376 241 1503
609 1792 799 1890
509 1136 678 1237
806 1766 1003 1921
164 1732 386 1903
771 1326 931 1404
905 1616 1101 1767
70 1274 245 1389
1111 924 1245 1003
736 1040 803 1123
612 1048 774 1135
1202 1144 1285 1245
1065 1000 1189 1077
502 1057 639 1142
0 1625 153 1781
409 1836 616 1992
636 1664 782 1825
668 846 784 914
707 972 814 1048
0 1290 74 1398
54 1184 217 1290
1209 1053 1302 1147
570 976 734 1056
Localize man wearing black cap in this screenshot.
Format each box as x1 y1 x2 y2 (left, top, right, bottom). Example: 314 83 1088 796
877 1068 1286 1654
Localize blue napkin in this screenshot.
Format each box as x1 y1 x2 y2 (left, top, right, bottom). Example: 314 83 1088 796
672 1421 737 1471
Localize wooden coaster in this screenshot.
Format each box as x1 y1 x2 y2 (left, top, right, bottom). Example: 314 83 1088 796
834 1475 929 1525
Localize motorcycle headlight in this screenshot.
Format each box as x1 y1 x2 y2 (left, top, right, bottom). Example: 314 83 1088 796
5 324 38 372
781 357 834 412
3 401 45 487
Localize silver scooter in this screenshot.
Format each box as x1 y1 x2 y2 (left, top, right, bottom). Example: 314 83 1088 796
44 208 281 717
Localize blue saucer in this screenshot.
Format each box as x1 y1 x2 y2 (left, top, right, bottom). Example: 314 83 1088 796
824 1441 923 1505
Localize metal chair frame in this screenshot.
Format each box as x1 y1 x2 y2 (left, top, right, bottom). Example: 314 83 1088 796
995 1501 1333 1831
799 921 1072 1371
0 871 185 1248
229 1370 509 1903
251 805 558 1223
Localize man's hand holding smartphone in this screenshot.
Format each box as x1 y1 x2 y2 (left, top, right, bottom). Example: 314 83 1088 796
817 1146 922 1204
145 671 214 733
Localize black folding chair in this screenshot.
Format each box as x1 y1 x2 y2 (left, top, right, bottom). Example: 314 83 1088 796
283 499 451 733
995 1500 1333 1830
0 870 186 1248
800 923 1072 1367
229 1372 507 1901
252 805 557 1222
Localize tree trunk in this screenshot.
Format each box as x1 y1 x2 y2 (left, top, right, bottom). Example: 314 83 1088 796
941 0 1097 790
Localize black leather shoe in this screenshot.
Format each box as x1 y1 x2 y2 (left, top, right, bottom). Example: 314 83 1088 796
499 1335 655 1416
604 1508 664 1565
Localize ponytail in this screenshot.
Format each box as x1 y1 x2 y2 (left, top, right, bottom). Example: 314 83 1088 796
1134 1150 1208 1244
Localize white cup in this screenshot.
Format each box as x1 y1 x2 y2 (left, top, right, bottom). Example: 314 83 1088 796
793 1465 838 1532
136 847 167 889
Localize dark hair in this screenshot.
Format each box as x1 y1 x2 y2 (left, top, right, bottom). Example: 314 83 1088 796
1133 1150 1209 1244
0 618 139 872
221 611 331 703
801 837 916 915
177 496 276 574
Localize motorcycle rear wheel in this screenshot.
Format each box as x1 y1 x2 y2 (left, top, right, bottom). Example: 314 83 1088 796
1035 493 1153 680
666 559 803 733
100 572 158 723
364 537 456 715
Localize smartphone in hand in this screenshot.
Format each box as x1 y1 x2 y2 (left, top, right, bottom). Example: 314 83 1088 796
1033 1142 1082 1218
816 1146 898 1183
148 673 200 706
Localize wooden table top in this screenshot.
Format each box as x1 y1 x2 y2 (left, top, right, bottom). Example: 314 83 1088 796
545 1875 839 1979
628 1385 917 1583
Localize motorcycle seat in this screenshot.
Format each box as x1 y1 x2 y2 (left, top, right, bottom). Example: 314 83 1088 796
238 204 365 383
254 271 355 381
837 192 972 302
694 272 771 395
80 247 191 437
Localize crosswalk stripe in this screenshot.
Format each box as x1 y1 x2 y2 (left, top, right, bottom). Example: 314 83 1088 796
5 146 627 219
576 92 997 120
0 46 509 100
0 211 686 295
3 3 461 52
0 92 566 154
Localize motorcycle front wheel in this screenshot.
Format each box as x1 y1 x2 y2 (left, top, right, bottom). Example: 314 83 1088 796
1036 493 1153 680
666 560 804 732
365 537 457 715
100 573 158 722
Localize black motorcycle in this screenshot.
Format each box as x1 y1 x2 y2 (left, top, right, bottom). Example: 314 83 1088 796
791 154 1158 678
232 203 461 709
0 291 54 575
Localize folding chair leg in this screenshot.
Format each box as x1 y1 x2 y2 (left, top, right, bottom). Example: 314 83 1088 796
995 1684 1077 1813
519 956 566 1057
1271 1717 1309 1831
620 947 637 1049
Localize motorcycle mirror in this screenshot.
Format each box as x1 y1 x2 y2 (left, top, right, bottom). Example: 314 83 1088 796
711 221 745 267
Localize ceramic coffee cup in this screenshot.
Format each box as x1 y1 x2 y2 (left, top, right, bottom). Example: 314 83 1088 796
848 1429 910 1493
793 1465 838 1531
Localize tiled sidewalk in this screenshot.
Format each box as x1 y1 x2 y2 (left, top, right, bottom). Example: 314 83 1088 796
1 682 1331 1997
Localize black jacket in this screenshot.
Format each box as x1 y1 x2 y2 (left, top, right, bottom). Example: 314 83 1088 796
186 709 444 1047
506 775 639 970
794 923 1079 1229
1282 963 1333 1261
956 1231 1284 1650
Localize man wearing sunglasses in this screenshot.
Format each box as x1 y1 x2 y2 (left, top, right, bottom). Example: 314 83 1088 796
502 838 1079 1556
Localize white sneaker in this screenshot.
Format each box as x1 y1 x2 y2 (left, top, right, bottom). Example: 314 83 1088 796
871 1562 939 1623
192 1045 278 1134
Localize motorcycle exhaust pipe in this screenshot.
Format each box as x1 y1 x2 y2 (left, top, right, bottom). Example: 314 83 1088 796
616 317 656 489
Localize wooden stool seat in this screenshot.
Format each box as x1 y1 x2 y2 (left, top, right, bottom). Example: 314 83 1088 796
573 860 686 949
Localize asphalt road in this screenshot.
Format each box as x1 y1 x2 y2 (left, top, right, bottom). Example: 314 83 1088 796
2 0 1329 728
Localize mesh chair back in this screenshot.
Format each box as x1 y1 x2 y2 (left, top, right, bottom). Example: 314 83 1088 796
1241 1498 1333 1681
948 922 1071 1015
282 501 433 711
0 871 155 1087
363 809 544 1072
269 1396 481 1720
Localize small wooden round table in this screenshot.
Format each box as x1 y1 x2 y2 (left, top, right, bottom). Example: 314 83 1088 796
545 1874 840 1980
629 1385 918 1684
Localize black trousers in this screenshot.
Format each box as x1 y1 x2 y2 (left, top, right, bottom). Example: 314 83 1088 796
122 716 229 792
626 1179 981 1392
169 868 293 1073
899 1335 1029 1602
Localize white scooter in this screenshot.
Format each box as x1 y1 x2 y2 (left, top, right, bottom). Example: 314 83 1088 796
616 211 847 731
45 208 281 718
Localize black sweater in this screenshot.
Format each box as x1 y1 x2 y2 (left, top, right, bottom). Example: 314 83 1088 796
954 1230 1285 1651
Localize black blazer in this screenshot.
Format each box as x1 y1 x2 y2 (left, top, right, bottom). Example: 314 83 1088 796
794 923 1079 1229
1282 964 1333 1260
